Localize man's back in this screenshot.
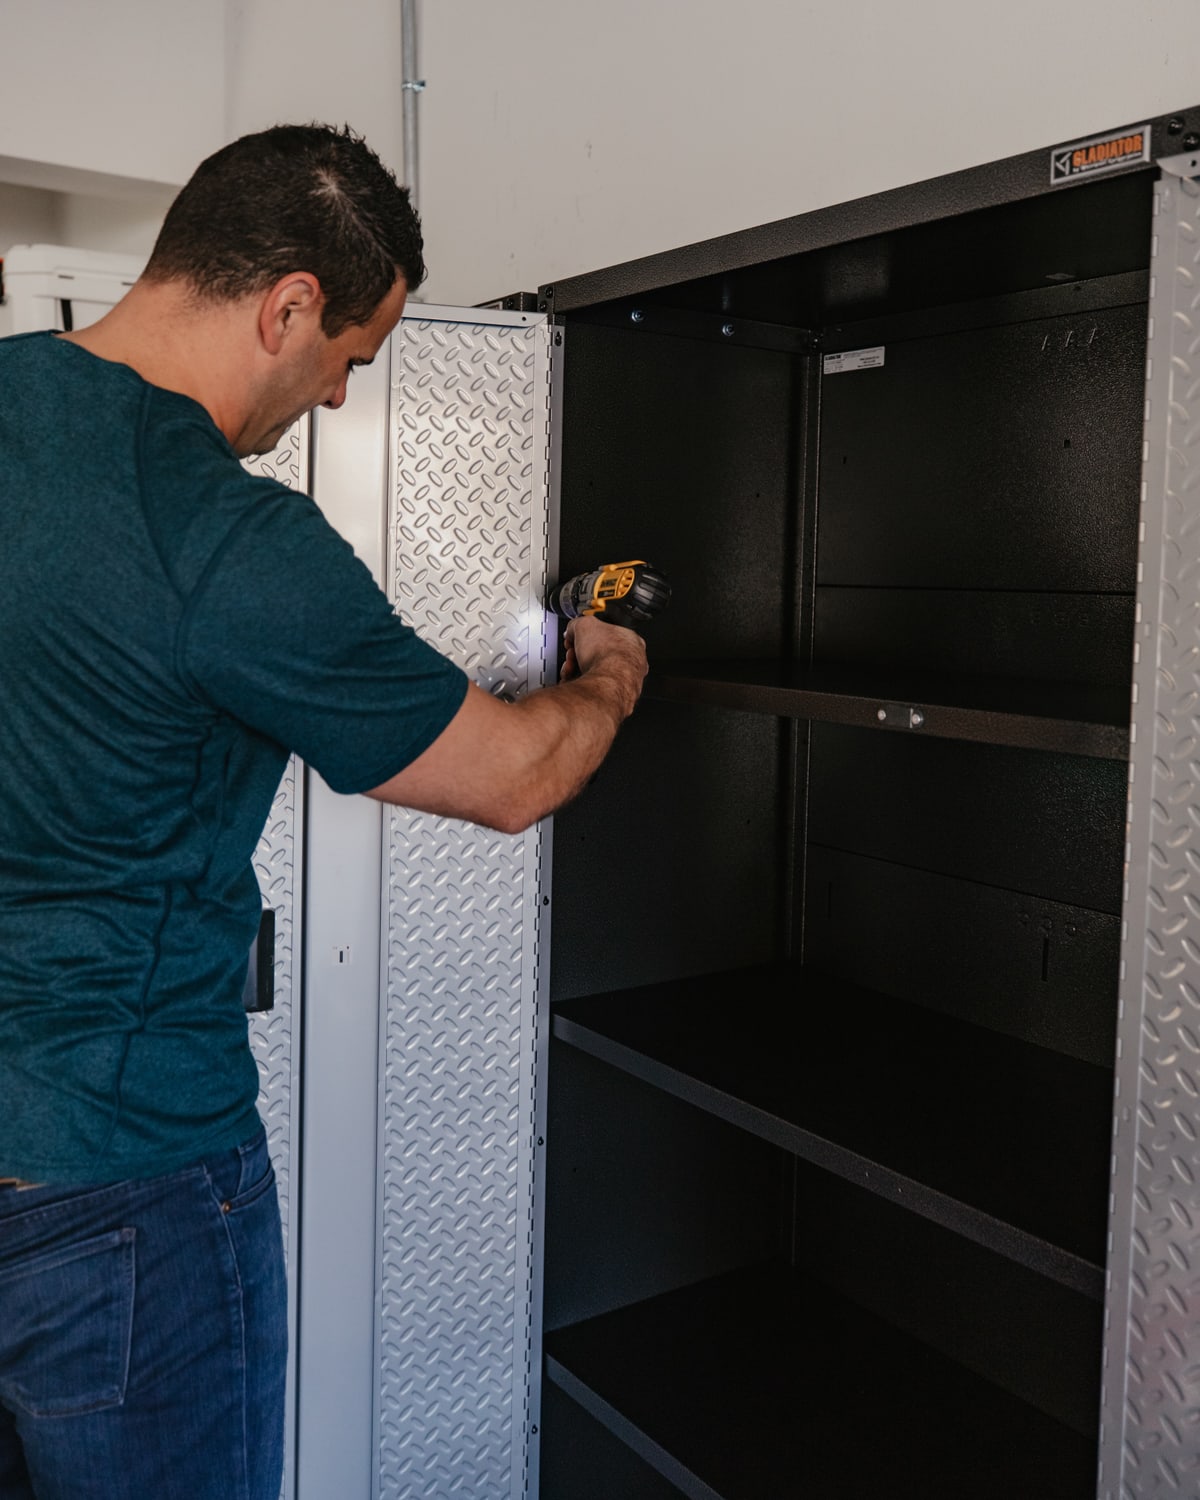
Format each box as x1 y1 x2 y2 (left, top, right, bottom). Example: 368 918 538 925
0 331 289 1183
0 332 467 1185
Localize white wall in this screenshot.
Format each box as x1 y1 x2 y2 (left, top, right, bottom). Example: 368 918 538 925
0 0 407 188
55 190 177 257
225 0 406 175
2 2 1199 312
0 0 224 188
416 0 1200 305
0 185 61 256
0 0 409 334
0 0 223 337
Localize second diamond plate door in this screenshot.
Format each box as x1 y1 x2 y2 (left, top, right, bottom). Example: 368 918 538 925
377 308 553 1500
1100 161 1200 1500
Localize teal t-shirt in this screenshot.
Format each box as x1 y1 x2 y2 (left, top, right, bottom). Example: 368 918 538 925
0 333 468 1182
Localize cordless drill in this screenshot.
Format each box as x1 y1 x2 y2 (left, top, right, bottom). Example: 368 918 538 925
548 561 671 630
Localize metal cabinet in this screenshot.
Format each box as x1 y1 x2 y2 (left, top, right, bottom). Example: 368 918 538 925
259 109 1200 1500
533 110 1200 1500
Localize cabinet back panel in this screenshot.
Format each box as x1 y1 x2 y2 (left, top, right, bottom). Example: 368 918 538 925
816 301 1145 593
557 322 801 662
551 700 785 1003
813 586 1135 686
807 724 1125 914
543 1041 785 1332
792 1165 1103 1438
804 846 1119 1066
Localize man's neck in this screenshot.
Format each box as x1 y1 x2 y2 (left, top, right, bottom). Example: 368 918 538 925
62 280 258 446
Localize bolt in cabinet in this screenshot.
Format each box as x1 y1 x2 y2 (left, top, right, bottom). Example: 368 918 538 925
535 109 1200 1499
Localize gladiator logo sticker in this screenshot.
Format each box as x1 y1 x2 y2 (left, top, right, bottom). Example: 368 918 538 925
1050 126 1151 185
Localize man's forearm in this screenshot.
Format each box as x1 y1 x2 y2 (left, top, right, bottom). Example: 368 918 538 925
366 619 648 832
499 654 644 822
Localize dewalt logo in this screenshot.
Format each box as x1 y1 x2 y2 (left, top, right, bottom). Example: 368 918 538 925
1051 126 1151 185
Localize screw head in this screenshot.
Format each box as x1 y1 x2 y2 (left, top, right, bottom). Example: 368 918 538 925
910 710 925 728
1169 117 1186 135
721 323 735 337
1185 133 1200 151
876 708 887 722
631 309 645 323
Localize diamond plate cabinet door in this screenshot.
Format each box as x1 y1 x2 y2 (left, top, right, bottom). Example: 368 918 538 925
1102 161 1200 1500
243 419 308 1500
378 311 552 1500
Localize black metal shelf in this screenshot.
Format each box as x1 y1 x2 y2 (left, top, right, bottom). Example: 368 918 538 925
545 1262 1096 1500
645 661 1130 759
551 965 1110 1298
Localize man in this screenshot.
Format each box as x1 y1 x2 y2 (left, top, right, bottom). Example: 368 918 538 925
0 125 646 1500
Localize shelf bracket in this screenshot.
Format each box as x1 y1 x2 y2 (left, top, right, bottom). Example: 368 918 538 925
875 702 926 731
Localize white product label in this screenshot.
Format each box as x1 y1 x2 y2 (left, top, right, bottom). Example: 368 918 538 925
823 346 885 375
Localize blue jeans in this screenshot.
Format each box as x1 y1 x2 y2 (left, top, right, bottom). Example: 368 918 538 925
0 1126 286 1500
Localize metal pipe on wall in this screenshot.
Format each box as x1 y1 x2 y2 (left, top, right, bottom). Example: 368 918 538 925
401 0 423 207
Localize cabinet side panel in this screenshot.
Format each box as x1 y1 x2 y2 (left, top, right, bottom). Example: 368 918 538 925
244 419 307 1500
379 316 550 1500
1101 168 1200 1500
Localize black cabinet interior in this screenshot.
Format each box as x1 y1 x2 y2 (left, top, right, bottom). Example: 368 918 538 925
540 153 1151 1499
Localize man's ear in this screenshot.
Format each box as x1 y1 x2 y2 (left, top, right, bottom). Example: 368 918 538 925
259 273 324 355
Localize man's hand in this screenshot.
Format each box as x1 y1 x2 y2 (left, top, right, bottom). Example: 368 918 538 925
561 615 647 699
367 616 648 833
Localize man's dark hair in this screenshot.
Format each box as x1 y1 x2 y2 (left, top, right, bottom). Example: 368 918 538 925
143 123 425 335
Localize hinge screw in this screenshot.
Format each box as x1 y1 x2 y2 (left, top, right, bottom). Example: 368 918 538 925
910 710 925 728
1169 117 1186 135
631 309 644 323
721 323 734 337
1185 133 1200 152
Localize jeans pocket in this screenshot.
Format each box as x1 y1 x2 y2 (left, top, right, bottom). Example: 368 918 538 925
0 1228 135 1418
206 1129 276 1216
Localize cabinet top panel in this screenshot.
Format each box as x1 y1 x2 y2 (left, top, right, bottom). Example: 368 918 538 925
543 108 1194 327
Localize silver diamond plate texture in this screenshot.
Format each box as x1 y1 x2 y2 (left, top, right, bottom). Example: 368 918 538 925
244 420 307 1247
243 420 307 1500
378 316 551 1500
1102 170 1200 1499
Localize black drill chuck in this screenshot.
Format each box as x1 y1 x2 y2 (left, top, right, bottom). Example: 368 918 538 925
548 561 671 630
